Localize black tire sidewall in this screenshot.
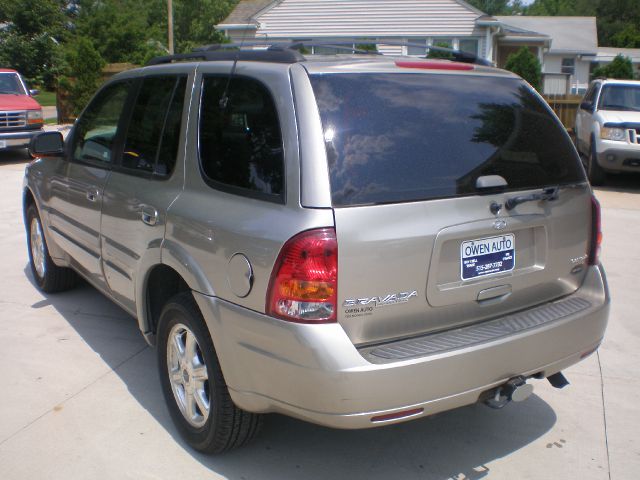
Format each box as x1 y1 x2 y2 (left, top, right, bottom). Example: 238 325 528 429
157 295 222 451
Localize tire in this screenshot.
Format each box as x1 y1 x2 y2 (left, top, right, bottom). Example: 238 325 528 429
587 140 606 186
26 204 78 293
157 292 262 453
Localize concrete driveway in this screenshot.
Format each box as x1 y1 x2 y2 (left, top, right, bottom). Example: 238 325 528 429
0 149 638 479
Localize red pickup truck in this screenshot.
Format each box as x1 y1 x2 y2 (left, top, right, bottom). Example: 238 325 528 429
0 69 44 151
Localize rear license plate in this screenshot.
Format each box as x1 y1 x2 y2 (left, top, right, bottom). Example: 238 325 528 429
0 140 6 149
461 234 515 280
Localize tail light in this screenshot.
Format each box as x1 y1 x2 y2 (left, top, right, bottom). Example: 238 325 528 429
267 228 338 323
587 195 602 265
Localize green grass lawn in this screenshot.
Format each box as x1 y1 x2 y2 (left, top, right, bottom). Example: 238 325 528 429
36 90 56 107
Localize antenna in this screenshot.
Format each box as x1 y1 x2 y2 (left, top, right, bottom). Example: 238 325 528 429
219 26 251 109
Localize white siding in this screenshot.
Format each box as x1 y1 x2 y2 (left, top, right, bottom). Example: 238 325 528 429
255 0 481 37
377 43 404 55
544 54 591 94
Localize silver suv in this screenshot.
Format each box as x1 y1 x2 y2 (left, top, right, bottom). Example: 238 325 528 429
23 45 610 453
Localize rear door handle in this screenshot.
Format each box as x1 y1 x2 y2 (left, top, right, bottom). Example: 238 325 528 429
140 205 159 226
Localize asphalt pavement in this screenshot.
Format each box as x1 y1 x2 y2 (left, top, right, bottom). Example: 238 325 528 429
0 149 638 479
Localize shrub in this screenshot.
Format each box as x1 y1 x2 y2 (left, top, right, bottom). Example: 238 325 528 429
427 42 454 59
592 55 635 80
504 47 542 91
61 38 105 115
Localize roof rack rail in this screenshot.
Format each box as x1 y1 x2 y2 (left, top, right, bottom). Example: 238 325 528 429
146 40 493 67
146 46 305 66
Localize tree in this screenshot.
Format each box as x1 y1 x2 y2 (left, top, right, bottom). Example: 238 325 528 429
524 0 640 49
0 0 68 87
173 0 237 53
71 0 238 64
596 0 640 48
592 55 635 80
526 0 586 15
73 0 166 64
610 25 640 49
465 0 512 15
61 36 105 114
504 47 542 91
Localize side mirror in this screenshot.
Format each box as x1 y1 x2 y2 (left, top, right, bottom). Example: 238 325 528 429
580 101 594 112
29 89 40 96
29 131 64 158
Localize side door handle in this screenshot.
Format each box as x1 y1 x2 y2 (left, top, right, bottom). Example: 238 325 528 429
86 189 100 202
140 205 159 226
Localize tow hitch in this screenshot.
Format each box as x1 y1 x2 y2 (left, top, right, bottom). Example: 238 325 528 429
484 376 534 409
547 372 570 389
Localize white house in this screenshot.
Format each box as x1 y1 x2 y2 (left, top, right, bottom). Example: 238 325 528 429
217 0 605 95
493 16 597 95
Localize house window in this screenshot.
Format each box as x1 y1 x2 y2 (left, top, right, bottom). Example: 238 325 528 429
459 39 479 55
561 58 575 75
407 38 427 56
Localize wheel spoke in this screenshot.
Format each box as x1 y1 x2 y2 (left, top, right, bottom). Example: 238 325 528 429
171 331 185 362
185 331 197 363
191 364 207 382
194 389 210 419
185 390 196 420
170 368 184 385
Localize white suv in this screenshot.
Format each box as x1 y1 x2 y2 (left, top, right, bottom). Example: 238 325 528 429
575 78 640 185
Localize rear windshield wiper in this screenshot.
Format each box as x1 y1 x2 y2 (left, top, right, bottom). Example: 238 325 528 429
505 186 560 210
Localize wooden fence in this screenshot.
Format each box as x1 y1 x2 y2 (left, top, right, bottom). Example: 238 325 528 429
543 95 583 132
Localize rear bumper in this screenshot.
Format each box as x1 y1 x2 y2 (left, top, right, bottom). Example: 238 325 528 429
194 265 609 429
0 129 42 149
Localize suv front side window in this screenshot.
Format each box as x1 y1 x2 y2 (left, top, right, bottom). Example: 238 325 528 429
199 76 284 202
71 81 132 166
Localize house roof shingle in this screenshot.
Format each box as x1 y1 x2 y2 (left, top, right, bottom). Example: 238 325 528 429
495 16 598 55
220 0 275 25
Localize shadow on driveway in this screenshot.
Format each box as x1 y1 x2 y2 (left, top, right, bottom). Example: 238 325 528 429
25 266 557 480
0 149 31 166
595 173 640 194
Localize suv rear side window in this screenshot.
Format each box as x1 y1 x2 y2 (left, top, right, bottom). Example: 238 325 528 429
122 76 186 176
199 76 284 201
310 73 585 207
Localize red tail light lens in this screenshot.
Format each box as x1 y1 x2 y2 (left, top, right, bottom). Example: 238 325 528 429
267 228 338 323
587 195 602 265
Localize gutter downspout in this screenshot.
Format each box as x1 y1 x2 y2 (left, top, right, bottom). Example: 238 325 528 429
485 26 499 64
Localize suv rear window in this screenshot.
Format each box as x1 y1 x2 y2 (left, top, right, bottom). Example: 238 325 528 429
310 73 585 207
